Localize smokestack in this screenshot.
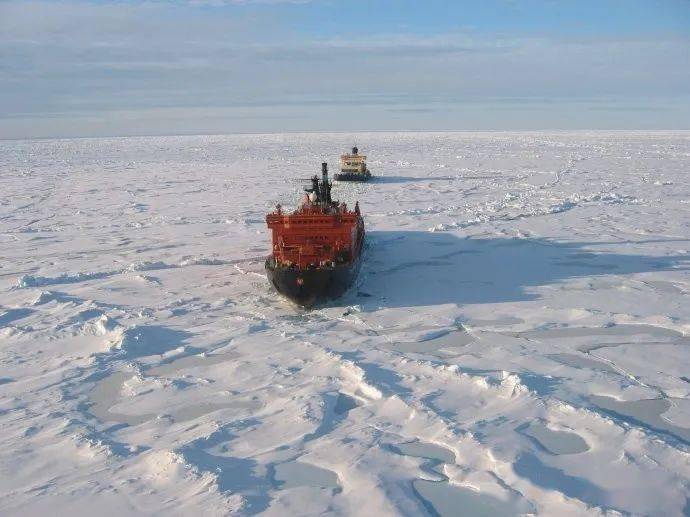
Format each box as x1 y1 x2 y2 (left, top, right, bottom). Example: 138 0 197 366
352 146 358 155
321 162 329 203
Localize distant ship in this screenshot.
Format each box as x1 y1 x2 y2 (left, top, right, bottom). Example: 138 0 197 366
334 147 372 182
265 163 365 307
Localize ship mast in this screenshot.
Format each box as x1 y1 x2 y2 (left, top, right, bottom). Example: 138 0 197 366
321 162 332 204
306 162 333 206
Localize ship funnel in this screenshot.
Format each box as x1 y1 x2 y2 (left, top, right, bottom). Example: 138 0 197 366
321 162 329 185
352 146 358 155
321 162 331 204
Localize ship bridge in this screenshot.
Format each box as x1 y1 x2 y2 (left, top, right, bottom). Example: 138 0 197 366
340 146 367 173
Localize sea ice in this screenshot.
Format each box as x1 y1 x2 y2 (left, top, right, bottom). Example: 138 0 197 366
1 132 689 516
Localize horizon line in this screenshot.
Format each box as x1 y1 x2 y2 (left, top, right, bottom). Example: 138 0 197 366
3 128 690 143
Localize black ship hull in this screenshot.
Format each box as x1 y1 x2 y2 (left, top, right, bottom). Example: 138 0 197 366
265 252 363 307
334 171 372 182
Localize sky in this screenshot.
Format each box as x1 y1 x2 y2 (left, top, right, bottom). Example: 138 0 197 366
1 0 689 138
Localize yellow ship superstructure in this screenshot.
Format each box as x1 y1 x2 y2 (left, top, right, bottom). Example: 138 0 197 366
335 147 372 181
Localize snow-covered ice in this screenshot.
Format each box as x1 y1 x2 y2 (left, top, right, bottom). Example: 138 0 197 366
1 131 689 515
